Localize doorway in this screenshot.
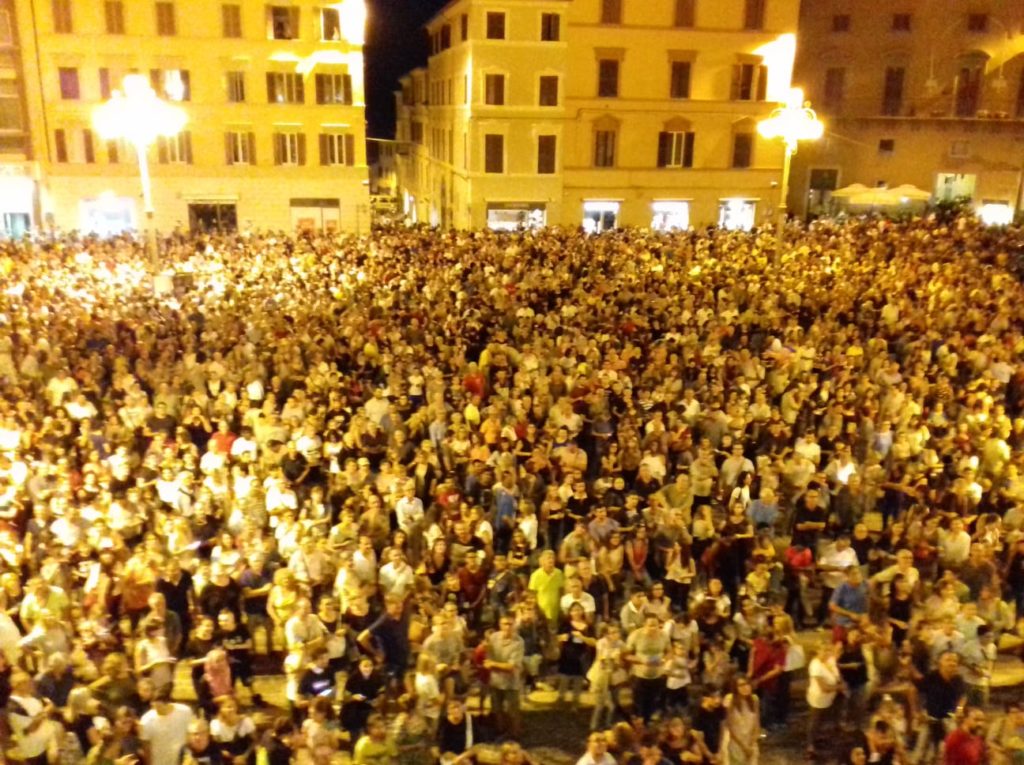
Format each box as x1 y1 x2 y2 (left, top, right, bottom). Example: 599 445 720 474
189 203 237 233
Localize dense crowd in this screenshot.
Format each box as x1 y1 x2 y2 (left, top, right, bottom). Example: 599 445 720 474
0 217 1023 765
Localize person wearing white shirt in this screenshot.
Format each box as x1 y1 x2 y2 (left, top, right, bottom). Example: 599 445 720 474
379 550 416 600
394 484 424 534
576 732 618 765
939 518 972 568
806 642 842 756
815 535 859 624
140 690 195 765
560 577 597 622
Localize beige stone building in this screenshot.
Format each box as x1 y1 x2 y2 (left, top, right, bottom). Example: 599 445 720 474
791 0 1024 222
395 0 802 231
2 0 369 236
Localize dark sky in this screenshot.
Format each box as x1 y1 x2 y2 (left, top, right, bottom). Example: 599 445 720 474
365 0 448 138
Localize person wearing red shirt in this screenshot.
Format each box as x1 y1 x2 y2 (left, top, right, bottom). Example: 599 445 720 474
748 623 788 731
944 708 988 765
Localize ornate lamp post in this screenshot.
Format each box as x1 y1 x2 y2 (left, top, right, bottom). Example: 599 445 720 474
757 87 823 248
93 74 187 262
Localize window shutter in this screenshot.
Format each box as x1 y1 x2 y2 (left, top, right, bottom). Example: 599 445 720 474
183 132 193 163
730 65 741 100
181 70 191 101
273 134 282 164
289 7 299 37
107 139 119 164
99 68 111 99
343 74 353 105
266 73 276 102
247 132 256 164
657 131 670 167
315 74 325 104
684 132 695 167
225 133 234 164
319 134 329 165
296 76 305 104
297 133 307 165
756 65 768 101
155 136 166 163
345 134 355 166
150 69 162 95
55 129 68 162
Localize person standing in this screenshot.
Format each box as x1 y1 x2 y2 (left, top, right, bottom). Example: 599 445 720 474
722 678 761 765
626 614 669 723
528 550 565 627
484 615 526 739
139 687 195 765
806 642 843 759
944 708 988 765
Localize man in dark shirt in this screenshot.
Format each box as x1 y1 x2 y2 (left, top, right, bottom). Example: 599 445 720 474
198 565 242 621
914 652 966 763
837 628 869 730
145 403 177 440
215 610 253 688
437 700 474 759
357 597 409 683
296 649 335 713
179 719 223 765
791 487 828 553
692 690 725 755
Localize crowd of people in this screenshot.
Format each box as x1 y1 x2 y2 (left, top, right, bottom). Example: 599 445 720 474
0 215 1023 765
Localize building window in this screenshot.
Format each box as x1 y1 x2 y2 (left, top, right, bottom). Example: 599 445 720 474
674 0 695 28
222 4 242 37
658 130 694 168
892 13 911 31
731 132 753 168
157 132 193 164
410 121 423 144
315 73 353 105
485 74 505 105
106 139 127 164
966 13 988 32
485 134 504 173
440 24 451 49
226 72 246 103
52 0 72 33
460 14 468 40
743 0 765 30
594 129 616 167
54 128 95 163
831 14 850 32
99 68 112 100
273 132 306 165
155 2 176 35
105 1 125 33
58 68 80 100
321 8 341 40
731 63 767 101
670 61 691 99
319 133 355 166
882 67 904 116
54 128 68 162
651 201 689 230
878 138 895 154
486 12 505 39
823 67 845 112
537 135 556 174
267 72 304 104
598 59 619 98
268 6 299 39
539 75 559 106
0 79 20 133
151 69 190 101
955 64 982 117
541 13 560 41
225 131 256 165
601 0 622 24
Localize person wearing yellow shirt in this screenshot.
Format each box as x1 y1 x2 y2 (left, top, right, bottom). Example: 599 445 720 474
527 550 565 626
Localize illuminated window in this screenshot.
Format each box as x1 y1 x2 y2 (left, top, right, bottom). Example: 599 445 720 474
268 6 299 40
273 132 305 165
266 72 304 104
157 132 193 164
105 1 125 34
658 130 694 168
155 2 176 36
222 4 242 38
225 131 256 165
315 73 353 105
319 133 355 166
151 69 190 101
652 201 689 231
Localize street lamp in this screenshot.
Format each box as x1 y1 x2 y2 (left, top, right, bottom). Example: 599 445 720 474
93 74 187 260
757 87 823 248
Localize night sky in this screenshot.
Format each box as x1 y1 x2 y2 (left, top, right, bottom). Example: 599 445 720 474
365 0 448 138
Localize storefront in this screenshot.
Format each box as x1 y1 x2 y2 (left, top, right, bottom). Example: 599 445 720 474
290 198 340 232
80 194 135 236
582 200 620 233
718 198 757 231
651 200 690 231
0 165 36 238
486 202 546 231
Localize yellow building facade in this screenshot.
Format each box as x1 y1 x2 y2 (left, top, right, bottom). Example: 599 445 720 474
791 0 1024 221
395 0 801 231
5 0 369 235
